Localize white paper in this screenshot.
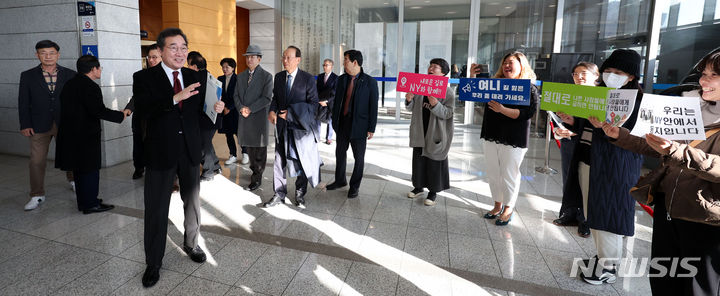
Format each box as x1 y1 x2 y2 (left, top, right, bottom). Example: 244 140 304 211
204 72 222 124
547 111 567 130
605 89 638 127
630 94 705 141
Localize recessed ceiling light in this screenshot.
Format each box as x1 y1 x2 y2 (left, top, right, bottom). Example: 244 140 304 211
383 2 389 4
424 0 430 2
489 2 499 5
505 6 511 9
549 4 556 7
446 11 457 14
410 6 422 9
495 13 501 16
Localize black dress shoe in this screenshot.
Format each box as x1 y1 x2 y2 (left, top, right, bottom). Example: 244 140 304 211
183 245 207 263
295 190 306 208
326 182 347 190
263 195 286 208
347 188 359 198
552 215 579 226
200 175 214 182
578 222 591 238
142 265 160 287
82 203 114 214
215 168 222 175
247 181 261 191
132 169 144 180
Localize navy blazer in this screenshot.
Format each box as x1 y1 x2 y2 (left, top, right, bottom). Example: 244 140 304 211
270 69 319 128
316 72 337 106
18 64 76 133
133 64 205 170
331 69 379 140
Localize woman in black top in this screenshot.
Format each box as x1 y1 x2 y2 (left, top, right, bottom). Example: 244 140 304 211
478 51 539 226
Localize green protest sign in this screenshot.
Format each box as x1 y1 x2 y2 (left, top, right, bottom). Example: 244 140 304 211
540 82 612 119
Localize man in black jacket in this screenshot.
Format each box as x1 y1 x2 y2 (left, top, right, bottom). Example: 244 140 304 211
133 28 225 288
55 55 124 214
326 50 378 198
317 58 337 144
188 51 221 181
17 40 76 211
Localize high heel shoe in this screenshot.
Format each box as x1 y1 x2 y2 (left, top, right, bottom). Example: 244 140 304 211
483 206 504 219
495 213 514 226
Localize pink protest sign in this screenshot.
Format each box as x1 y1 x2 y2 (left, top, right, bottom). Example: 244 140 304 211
396 72 449 98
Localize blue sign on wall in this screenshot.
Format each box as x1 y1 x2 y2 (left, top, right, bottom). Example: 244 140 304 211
458 78 532 106
81 45 98 57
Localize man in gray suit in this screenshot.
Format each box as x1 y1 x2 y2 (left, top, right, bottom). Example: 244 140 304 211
234 44 273 191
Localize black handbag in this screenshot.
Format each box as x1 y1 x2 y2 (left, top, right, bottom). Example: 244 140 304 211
316 104 331 123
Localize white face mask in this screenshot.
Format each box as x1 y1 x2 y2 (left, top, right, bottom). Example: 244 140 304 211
603 72 629 88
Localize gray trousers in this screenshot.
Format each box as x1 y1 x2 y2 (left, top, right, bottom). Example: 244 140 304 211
272 147 308 198
143 142 201 267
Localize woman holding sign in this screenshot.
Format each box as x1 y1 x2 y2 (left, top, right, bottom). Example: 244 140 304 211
558 49 644 285
553 62 599 238
405 58 455 206
598 51 720 295
476 51 539 226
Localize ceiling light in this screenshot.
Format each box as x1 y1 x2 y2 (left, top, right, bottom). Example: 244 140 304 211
446 11 457 14
410 6 422 9
549 4 556 7
489 2 500 5
505 6 511 9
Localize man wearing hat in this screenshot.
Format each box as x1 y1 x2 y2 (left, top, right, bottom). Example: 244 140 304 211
234 44 273 191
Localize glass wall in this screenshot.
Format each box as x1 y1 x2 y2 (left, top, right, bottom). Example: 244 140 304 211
281 0 717 123
656 0 720 87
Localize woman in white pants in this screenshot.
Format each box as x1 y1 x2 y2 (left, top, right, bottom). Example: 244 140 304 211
476 52 539 226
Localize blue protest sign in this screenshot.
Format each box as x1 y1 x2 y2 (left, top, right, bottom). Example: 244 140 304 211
458 78 532 106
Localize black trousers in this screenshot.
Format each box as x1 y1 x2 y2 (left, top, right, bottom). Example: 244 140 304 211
246 146 267 183
73 170 99 211
131 116 144 171
650 195 720 295
225 133 237 157
144 141 201 267
334 121 367 190
200 128 220 177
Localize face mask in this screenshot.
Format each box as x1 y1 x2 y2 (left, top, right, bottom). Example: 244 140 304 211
603 72 629 88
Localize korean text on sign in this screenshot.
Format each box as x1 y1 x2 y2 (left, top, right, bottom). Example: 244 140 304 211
396 72 449 98
630 94 706 141
539 82 611 120
457 78 532 106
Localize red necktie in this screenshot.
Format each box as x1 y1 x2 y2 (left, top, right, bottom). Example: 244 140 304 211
342 75 355 116
173 71 182 109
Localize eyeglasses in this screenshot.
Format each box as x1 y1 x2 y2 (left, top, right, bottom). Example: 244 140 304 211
166 46 188 54
572 71 594 77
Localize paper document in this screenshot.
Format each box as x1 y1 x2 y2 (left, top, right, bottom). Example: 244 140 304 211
204 72 222 123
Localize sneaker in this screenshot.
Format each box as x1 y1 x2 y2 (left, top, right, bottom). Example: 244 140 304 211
24 196 45 211
70 181 76 192
580 267 617 285
241 153 250 165
224 155 237 165
407 188 424 198
424 192 437 206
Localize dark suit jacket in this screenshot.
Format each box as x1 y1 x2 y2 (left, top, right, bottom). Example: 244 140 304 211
331 69 379 139
270 68 321 186
316 72 337 105
218 73 238 134
55 74 124 172
18 64 77 133
133 64 205 170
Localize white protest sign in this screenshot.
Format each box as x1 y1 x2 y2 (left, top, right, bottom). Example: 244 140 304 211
605 89 638 127
630 94 705 140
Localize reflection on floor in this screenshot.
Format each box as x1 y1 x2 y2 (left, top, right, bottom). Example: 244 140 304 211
0 121 653 295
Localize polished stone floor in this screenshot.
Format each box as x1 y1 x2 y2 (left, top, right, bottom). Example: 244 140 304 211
0 121 653 295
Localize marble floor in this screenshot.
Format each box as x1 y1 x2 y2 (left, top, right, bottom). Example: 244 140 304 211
0 121 654 296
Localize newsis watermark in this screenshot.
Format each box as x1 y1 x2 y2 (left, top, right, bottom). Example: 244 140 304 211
570 257 700 278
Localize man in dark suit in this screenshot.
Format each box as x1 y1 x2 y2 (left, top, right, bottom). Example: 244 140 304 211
187 51 222 181
317 58 337 144
56 55 124 214
133 28 225 288
123 43 162 180
326 50 378 198
264 46 321 208
17 40 76 211
234 44 273 191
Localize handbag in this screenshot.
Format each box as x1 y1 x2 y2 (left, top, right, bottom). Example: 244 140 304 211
629 166 667 206
316 103 331 123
